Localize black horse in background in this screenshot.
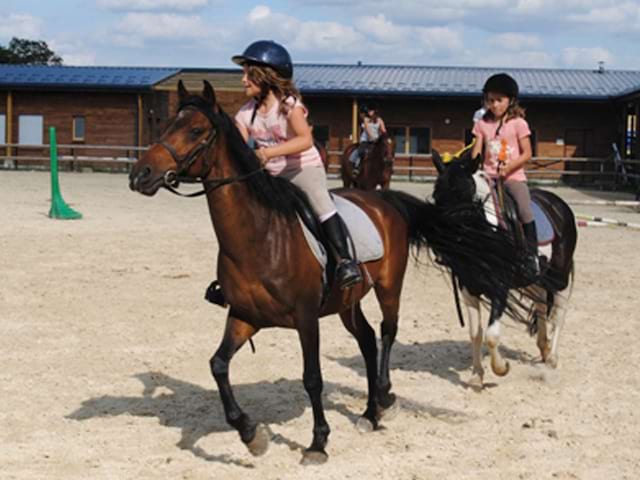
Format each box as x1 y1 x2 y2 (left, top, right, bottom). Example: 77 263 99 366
432 149 577 389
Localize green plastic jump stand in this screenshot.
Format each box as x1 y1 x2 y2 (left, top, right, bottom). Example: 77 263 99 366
48 127 82 220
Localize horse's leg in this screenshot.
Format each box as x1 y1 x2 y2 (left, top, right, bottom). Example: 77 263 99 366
487 297 510 377
210 314 268 456
545 287 571 368
373 283 400 416
298 317 331 465
462 288 484 390
338 303 380 432
532 285 551 363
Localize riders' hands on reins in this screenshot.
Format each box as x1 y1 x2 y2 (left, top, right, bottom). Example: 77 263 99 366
256 147 270 166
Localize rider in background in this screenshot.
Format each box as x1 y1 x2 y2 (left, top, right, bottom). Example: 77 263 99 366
471 73 540 278
349 103 387 174
232 40 362 290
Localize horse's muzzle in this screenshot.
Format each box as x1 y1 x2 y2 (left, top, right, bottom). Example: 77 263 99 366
129 165 151 192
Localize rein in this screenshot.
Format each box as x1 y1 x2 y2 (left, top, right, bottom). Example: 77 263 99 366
155 102 264 198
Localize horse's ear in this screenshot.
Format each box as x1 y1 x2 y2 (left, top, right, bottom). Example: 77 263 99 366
432 149 445 174
177 80 188 101
203 81 218 111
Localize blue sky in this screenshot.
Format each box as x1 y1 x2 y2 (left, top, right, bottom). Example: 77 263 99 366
2 0 640 70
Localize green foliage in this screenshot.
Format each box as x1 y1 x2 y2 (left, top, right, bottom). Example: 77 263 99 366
0 37 63 65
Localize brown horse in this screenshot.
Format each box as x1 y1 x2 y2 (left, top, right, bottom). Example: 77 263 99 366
129 81 529 463
341 134 395 190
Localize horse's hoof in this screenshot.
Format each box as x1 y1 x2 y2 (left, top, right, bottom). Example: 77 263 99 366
493 360 510 377
300 449 328 466
246 423 270 457
378 399 399 421
469 374 484 391
356 416 375 433
545 354 558 369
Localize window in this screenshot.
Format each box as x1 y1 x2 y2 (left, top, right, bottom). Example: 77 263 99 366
0 114 5 144
409 127 430 154
73 116 86 142
464 128 474 146
312 124 329 148
387 126 431 154
387 126 407 154
18 115 43 145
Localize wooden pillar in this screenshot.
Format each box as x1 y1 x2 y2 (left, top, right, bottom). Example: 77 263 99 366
631 100 640 158
351 98 358 144
6 91 12 159
137 94 144 150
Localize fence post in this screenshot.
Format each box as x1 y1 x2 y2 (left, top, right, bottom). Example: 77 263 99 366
48 127 82 220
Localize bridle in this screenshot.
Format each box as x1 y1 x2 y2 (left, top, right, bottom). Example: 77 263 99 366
155 99 264 198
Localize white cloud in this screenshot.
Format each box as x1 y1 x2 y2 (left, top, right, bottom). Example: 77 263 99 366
0 14 43 40
97 0 209 11
561 46 613 68
355 14 407 44
115 13 209 40
488 33 542 51
247 6 364 54
475 50 556 68
49 39 96 65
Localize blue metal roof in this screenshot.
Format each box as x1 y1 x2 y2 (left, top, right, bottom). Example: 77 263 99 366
293 64 640 100
0 65 180 91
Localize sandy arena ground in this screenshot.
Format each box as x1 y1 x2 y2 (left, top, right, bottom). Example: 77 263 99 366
2 170 639 479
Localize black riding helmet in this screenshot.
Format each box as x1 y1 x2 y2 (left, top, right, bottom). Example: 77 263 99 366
483 73 519 99
232 40 293 79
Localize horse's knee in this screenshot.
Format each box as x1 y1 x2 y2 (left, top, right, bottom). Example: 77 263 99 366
303 372 323 395
210 354 228 380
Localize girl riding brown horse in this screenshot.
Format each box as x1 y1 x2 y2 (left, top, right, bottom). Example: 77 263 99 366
129 79 531 464
341 132 395 190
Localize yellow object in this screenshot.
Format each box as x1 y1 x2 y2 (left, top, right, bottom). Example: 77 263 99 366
442 138 476 163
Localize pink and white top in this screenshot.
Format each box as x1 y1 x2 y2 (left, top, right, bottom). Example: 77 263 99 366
235 97 324 177
472 116 531 182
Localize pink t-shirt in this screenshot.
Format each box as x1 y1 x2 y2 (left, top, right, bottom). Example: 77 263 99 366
235 97 324 176
472 116 531 182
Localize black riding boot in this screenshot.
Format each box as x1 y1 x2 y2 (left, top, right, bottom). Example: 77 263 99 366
321 214 363 289
522 221 540 279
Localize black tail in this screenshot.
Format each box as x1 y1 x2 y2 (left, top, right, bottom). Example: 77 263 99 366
378 190 530 313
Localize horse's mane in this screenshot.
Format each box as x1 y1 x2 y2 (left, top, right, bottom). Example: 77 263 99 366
187 96 312 219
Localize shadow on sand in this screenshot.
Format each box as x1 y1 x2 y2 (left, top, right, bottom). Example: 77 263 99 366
327 339 535 390
67 369 468 466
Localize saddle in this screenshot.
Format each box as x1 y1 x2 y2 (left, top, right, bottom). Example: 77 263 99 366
297 194 384 279
476 172 554 250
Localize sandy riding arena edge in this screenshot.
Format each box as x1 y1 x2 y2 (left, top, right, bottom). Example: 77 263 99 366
2 170 639 479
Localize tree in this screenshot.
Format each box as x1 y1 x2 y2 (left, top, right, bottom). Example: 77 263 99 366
0 37 63 65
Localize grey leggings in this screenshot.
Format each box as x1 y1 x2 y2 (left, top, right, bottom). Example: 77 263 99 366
504 179 534 224
280 165 337 222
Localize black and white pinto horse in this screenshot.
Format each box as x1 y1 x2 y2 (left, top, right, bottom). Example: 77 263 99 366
432 149 577 389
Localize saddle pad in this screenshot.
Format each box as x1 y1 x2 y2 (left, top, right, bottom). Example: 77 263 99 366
531 201 554 246
299 195 384 269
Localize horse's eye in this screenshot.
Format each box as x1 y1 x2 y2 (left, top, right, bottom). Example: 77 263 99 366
191 128 204 137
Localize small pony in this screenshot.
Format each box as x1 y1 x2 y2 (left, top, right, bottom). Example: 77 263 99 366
432 146 577 389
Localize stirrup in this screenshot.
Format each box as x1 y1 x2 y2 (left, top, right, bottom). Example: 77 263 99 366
337 260 363 290
523 254 540 280
204 280 227 307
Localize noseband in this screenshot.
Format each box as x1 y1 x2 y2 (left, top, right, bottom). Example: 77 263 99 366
154 99 263 198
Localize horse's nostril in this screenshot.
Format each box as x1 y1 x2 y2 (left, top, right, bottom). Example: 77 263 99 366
142 166 151 177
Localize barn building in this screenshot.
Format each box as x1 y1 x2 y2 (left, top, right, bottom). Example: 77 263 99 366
2 63 640 182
